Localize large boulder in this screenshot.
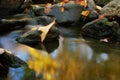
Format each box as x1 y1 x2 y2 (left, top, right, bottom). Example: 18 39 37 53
29 3 98 26
0 0 30 18
81 18 120 41
16 18 59 45
46 3 83 23
30 3 83 24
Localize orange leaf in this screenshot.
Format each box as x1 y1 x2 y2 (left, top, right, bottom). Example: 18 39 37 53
44 3 52 14
60 7 65 12
81 10 90 17
78 0 87 7
62 0 69 3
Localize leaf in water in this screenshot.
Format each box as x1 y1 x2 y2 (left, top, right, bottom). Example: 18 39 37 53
81 10 90 17
60 7 65 12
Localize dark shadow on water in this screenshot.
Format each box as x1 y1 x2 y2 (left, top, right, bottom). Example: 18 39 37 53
24 40 59 53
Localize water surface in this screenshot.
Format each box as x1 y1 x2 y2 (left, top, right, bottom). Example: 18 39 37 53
0 26 120 80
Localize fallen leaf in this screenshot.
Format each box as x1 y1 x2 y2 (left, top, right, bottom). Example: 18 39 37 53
78 0 87 7
60 7 65 12
81 10 90 17
44 3 52 14
62 0 69 3
38 19 56 42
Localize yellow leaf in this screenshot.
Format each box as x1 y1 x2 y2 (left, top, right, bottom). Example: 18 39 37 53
81 10 90 17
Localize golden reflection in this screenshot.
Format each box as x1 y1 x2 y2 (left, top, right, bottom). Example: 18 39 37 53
26 41 120 80
27 47 60 80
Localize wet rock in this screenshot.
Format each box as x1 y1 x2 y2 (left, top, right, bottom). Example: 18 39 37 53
0 0 30 18
48 3 83 23
81 18 120 40
80 10 99 24
109 28 120 43
16 20 59 45
33 3 83 24
0 14 55 34
0 48 27 68
0 14 32 34
30 3 98 26
28 16 55 26
0 64 9 80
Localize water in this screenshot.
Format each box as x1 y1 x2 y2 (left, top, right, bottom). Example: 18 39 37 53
0 25 120 80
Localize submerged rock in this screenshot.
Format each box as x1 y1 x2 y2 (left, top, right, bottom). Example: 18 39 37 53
81 18 120 41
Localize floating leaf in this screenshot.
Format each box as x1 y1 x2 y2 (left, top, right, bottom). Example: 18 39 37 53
81 10 90 17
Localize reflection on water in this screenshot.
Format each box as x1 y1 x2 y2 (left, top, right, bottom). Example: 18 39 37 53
0 27 120 80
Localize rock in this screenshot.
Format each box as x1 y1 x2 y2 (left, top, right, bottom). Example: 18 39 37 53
0 14 55 34
29 3 98 26
32 0 55 4
47 3 83 24
109 28 120 43
28 16 55 26
100 0 120 17
16 20 59 45
94 0 112 7
0 14 32 34
81 18 120 41
0 0 30 18
32 3 83 24
0 48 27 68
